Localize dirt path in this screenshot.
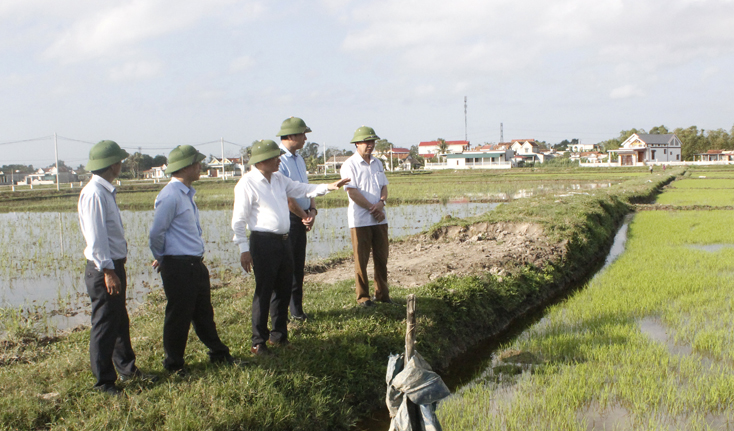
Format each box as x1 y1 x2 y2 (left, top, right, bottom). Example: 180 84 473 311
305 222 568 288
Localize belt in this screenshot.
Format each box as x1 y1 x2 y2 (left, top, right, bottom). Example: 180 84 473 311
164 255 204 262
250 231 289 241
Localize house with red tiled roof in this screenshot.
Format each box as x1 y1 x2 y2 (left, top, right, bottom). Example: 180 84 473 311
375 147 414 171
695 149 734 162
418 140 470 160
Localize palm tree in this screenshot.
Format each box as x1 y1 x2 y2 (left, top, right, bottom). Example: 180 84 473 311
437 138 449 162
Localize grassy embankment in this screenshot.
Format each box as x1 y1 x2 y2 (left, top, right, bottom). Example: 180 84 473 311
0 167 677 430
437 166 734 430
0 168 648 213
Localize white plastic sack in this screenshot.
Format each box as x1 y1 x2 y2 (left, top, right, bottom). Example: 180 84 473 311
385 351 450 431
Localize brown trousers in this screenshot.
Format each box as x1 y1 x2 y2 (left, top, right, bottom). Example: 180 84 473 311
350 224 389 303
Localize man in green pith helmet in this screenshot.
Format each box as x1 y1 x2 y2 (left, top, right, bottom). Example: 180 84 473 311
232 139 350 355
276 117 315 321
78 140 155 395
149 145 234 375
340 126 391 307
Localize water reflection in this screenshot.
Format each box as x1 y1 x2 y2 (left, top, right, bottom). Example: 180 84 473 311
0 202 497 332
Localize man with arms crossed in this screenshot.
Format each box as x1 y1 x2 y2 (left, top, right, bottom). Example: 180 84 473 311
340 126 391 307
149 145 234 375
232 140 349 355
276 116 316 321
78 140 153 395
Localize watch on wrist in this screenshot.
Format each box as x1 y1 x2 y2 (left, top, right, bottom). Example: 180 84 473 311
308 207 318 215
379 198 386 205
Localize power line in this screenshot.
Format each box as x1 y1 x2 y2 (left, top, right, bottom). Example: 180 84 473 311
56 135 96 145
0 136 54 146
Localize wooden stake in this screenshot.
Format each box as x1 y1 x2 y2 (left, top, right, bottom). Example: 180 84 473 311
405 294 416 368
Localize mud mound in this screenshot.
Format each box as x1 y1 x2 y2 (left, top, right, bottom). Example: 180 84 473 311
305 222 566 288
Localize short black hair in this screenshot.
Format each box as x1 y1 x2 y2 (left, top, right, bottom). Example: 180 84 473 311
91 166 111 176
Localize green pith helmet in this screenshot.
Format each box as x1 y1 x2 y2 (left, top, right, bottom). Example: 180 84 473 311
85 140 130 171
350 126 380 143
165 145 206 174
276 117 312 137
249 140 283 165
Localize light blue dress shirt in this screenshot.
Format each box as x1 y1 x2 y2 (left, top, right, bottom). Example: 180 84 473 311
78 175 128 271
149 178 205 261
278 144 310 211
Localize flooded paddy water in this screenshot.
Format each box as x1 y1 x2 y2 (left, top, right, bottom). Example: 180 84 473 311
0 202 497 334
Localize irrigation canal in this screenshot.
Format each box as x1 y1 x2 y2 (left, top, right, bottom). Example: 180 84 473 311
355 214 633 431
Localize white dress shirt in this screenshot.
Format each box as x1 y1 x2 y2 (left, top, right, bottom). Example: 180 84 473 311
78 175 127 271
149 177 206 261
232 169 330 253
340 153 389 228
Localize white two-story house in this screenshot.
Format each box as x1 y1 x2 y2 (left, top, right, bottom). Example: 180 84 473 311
608 134 682 166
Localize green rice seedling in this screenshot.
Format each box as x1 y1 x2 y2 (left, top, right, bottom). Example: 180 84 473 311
669 178 734 189
437 182 734 430
654 188 734 206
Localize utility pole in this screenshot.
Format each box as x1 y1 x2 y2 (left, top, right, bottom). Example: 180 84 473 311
390 143 394 172
464 96 468 142
500 122 504 143
220 137 225 181
323 142 327 177
54 132 59 191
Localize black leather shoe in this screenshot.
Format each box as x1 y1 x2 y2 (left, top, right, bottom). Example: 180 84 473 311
291 313 308 322
358 300 375 308
119 370 160 383
250 344 272 356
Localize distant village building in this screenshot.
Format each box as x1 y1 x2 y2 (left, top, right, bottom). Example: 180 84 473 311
209 156 245 178
608 134 682 166
318 155 351 174
142 165 167 180
569 143 598 152
375 147 413 171
510 139 547 164
695 150 734 162
22 167 78 185
443 149 514 170
418 140 470 161
569 151 608 163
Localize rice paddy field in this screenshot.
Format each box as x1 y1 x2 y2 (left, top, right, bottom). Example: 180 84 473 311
0 168 647 213
437 166 734 430
0 167 645 338
0 166 688 430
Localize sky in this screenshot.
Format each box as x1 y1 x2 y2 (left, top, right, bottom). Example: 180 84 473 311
1 0 733 168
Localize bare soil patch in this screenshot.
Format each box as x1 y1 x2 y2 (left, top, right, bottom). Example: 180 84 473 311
306 222 567 288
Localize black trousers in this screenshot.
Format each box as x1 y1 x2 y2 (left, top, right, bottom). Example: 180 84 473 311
250 231 293 346
85 259 137 388
286 213 308 317
160 256 230 371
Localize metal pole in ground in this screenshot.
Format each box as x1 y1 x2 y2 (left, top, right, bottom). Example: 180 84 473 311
405 294 416 367
404 294 422 429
